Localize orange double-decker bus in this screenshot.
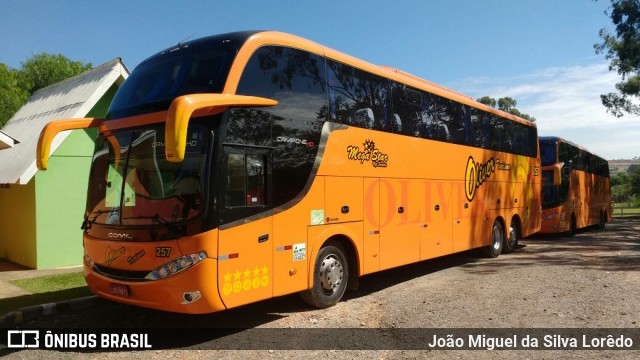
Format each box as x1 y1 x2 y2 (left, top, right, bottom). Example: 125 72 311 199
539 136 612 235
38 31 540 314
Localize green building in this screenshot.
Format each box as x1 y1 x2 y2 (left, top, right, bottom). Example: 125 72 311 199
0 59 129 269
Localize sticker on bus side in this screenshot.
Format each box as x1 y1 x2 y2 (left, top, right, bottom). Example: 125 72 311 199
311 210 325 225
293 243 306 261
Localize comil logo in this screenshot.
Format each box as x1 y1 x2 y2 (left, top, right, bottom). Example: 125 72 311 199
107 232 133 240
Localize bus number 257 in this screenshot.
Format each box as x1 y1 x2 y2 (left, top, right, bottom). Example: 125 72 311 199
156 247 172 258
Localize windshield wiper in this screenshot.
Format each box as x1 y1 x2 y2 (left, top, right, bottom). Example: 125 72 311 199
121 214 182 235
81 209 118 230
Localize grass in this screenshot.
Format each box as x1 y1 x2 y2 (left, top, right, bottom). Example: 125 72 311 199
0 272 92 317
9 272 86 293
612 206 640 217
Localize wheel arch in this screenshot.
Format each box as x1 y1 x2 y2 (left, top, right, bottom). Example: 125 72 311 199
510 214 522 233
306 225 361 291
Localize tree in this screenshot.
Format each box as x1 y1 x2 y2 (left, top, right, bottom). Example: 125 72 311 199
0 64 29 128
476 96 497 108
476 96 537 122
630 165 640 195
595 0 640 117
19 53 92 95
497 97 517 112
0 53 91 128
611 171 629 185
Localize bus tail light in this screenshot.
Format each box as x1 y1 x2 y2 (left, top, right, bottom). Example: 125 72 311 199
145 252 207 280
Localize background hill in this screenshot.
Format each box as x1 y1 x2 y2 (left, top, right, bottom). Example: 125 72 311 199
609 159 640 175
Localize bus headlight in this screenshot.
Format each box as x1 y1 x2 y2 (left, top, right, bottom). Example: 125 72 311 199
145 252 207 280
84 253 95 269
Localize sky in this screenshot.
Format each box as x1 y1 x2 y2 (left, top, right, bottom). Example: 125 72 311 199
1 0 637 160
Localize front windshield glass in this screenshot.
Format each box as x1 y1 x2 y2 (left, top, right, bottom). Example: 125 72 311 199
86 125 207 226
541 169 570 209
540 139 557 166
108 46 234 119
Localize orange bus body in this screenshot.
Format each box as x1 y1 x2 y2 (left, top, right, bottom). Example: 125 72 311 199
38 31 541 314
539 137 612 234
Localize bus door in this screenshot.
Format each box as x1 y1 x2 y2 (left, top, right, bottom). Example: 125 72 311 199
217 146 273 309
421 180 454 259
363 178 381 273
379 178 421 270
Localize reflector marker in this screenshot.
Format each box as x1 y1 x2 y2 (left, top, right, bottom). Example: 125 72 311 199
276 245 293 252
218 253 240 261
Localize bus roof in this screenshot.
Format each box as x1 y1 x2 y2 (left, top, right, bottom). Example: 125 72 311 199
539 136 607 161
248 31 537 128
136 30 537 129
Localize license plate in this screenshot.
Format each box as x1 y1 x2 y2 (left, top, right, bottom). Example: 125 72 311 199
109 283 130 297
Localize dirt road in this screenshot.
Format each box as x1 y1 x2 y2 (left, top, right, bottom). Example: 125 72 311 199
4 218 639 359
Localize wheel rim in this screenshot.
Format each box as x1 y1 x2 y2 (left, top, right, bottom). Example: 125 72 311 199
508 225 516 247
492 223 504 250
319 254 344 295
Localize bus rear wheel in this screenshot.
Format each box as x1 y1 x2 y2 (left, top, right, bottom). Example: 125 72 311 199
482 219 504 258
301 241 349 308
503 219 520 254
568 215 577 237
598 211 606 230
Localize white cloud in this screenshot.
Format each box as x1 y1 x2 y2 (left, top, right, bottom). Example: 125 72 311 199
447 63 640 160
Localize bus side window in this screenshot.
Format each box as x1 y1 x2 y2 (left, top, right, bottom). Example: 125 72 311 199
220 148 272 225
224 153 267 207
327 59 389 130
392 114 402 133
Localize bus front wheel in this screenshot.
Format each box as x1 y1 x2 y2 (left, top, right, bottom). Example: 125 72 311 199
483 219 504 258
301 241 349 308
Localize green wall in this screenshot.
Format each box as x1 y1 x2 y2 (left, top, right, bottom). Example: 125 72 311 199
0 84 121 269
34 129 95 268
32 84 119 268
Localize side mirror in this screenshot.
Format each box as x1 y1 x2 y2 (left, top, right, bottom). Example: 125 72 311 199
552 163 564 185
165 94 277 162
37 118 105 170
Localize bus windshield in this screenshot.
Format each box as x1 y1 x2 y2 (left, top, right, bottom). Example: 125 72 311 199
85 125 207 226
540 139 557 166
541 169 569 209
108 45 235 119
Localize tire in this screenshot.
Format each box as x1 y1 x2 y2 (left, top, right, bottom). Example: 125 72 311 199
482 219 504 258
301 242 349 308
503 219 520 254
568 215 577 237
598 211 606 230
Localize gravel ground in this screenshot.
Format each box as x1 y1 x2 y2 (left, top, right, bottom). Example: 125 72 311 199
4 218 639 359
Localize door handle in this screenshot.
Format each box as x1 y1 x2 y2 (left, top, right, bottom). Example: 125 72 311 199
258 234 269 243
